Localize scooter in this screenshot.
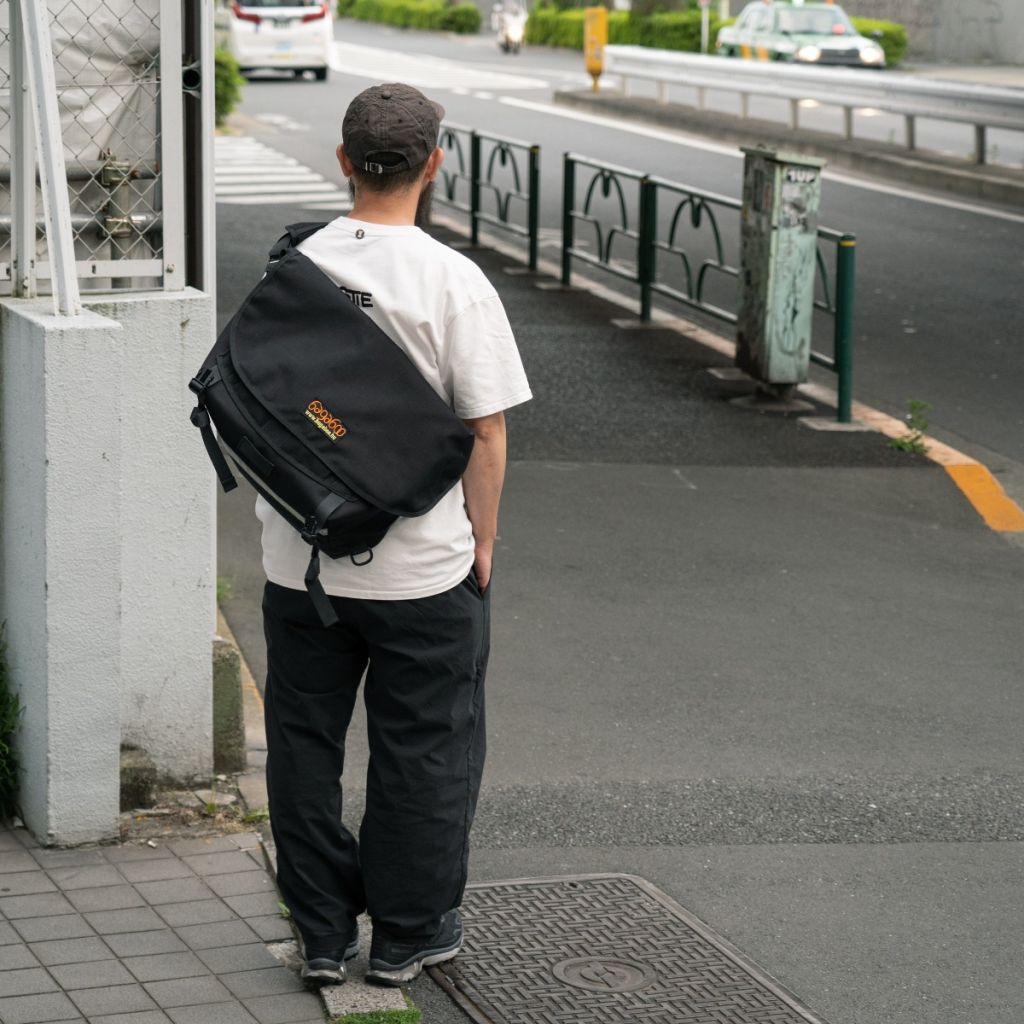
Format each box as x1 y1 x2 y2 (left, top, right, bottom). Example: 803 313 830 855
492 2 527 54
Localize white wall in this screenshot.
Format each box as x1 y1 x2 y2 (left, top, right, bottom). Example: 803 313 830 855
848 0 1024 64
0 288 215 845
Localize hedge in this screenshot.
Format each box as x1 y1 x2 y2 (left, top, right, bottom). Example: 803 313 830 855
850 17 908 66
214 47 244 127
526 8 727 52
337 0 481 34
526 6 907 66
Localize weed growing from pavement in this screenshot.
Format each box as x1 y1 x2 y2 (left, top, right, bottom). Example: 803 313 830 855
0 623 22 822
217 575 234 603
338 1002 422 1024
242 808 270 824
890 398 931 454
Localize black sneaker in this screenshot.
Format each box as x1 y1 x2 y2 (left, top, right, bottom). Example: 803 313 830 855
365 909 463 986
300 924 360 988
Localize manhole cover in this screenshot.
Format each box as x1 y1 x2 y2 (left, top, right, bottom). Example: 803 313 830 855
430 874 828 1024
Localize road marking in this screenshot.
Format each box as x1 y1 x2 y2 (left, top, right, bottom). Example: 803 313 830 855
499 97 1024 225
214 136 350 210
329 41 548 91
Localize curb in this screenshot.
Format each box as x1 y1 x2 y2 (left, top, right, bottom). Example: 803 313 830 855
215 610 421 1024
432 212 1024 537
553 89 1024 209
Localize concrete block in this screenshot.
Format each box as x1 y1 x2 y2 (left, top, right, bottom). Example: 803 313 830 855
213 639 247 774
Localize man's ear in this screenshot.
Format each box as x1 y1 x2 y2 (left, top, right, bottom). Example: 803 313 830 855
337 143 355 178
425 147 444 183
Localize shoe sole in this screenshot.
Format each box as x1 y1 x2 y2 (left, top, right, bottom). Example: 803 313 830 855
301 936 360 988
365 942 462 987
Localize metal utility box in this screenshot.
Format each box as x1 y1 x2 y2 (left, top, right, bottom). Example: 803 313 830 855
736 147 825 387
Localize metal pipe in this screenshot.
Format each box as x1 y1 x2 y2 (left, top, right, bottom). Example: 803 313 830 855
638 178 656 322
561 154 575 288
0 213 161 234
527 145 540 272
470 132 481 248
11 0 36 298
0 161 159 184
834 234 856 424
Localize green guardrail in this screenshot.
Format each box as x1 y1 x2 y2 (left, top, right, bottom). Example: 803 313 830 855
561 153 856 423
437 123 541 271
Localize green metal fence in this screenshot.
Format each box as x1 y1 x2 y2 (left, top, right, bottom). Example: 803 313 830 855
437 123 541 271
561 153 857 423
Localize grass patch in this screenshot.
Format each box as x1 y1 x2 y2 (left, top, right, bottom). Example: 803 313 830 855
216 576 234 603
336 1007 421 1024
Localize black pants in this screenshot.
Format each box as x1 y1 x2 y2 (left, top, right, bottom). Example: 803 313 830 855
262 574 489 949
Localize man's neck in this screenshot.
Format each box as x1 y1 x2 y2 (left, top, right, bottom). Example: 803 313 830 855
347 194 418 226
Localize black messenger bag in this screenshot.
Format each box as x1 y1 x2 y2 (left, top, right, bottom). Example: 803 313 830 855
188 222 475 626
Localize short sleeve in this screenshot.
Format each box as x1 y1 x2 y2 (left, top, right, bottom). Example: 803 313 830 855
442 295 532 420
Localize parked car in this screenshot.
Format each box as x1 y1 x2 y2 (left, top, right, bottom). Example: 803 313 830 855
716 0 886 68
214 0 333 80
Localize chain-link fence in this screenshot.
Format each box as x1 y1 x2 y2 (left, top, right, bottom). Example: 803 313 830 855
0 0 184 296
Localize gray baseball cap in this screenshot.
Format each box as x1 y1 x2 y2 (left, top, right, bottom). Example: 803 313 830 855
342 83 445 175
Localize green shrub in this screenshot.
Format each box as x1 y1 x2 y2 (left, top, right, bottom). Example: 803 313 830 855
851 17 908 66
0 624 22 822
340 0 480 34
214 47 244 127
527 5 724 52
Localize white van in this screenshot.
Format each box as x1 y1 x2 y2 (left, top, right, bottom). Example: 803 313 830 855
215 1 334 80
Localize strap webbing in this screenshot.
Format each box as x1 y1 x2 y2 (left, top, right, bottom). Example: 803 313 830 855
303 544 339 628
190 405 237 493
268 222 328 262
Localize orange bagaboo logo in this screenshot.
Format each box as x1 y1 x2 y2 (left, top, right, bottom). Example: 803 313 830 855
305 399 347 441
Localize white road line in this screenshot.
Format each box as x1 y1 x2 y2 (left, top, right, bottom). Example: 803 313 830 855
217 193 351 206
216 183 338 195
215 174 328 184
214 136 346 209
499 96 1024 224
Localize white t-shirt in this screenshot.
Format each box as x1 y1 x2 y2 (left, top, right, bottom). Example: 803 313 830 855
255 216 532 600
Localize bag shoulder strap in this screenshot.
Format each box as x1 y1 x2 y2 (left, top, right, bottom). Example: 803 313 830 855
267 221 328 262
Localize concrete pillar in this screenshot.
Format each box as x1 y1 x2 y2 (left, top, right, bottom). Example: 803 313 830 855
0 288 215 845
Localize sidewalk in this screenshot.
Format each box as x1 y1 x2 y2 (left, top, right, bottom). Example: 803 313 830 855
0 824 323 1024
210 218 1024 1024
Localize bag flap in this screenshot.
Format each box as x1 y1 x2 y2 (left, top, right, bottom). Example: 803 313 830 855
229 249 474 518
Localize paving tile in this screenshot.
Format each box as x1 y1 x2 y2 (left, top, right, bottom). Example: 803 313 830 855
116 860 195 884
0 919 22 944
0 892 77 919
92 1011 174 1019
0 990 81 1022
228 834 261 851
166 1003 258 1024
144 976 234 1008
0 943 40 970
244 916 293 943
175 919 260 950
12 829 41 851
67 885 146 914
102 845 176 864
204 872 275 900
90 1012 172 1024
28 936 113 966
85 907 165 935
49 959 136 990
14 915 94 942
104 930 187 957
219 968 305 1000
166 838 241 857
134 878 215 906
122 950 209 983
46 864 124 890
0 967 59 997
0 851 42 874
67 983 158 1017
194 943 280 974
241 992 323 1024
0 829 23 851
222 893 281 919
180 852 255 877
30 848 106 870
155 899 236 928
0 871 57 896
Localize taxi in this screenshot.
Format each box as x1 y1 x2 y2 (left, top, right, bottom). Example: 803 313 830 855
716 0 886 68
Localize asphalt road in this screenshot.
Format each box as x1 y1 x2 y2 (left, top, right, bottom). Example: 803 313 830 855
223 19 1024 474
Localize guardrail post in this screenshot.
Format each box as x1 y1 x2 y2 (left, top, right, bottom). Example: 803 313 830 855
561 154 575 287
470 131 481 247
528 145 540 272
638 178 656 322
834 233 856 423
974 124 987 165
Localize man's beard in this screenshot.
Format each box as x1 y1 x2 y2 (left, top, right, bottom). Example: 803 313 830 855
346 180 435 229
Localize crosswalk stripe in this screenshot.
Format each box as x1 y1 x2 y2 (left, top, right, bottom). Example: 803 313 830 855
214 135 346 209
